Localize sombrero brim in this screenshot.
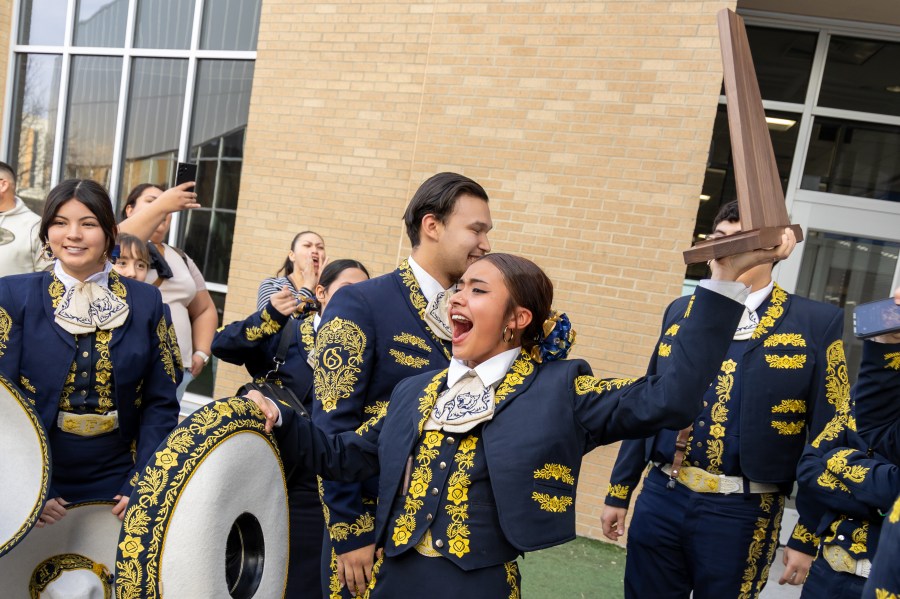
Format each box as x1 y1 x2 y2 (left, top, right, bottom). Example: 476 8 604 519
0 374 50 557
116 397 289 599
0 500 121 598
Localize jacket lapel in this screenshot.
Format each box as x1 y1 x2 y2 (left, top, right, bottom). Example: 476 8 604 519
747 284 791 354
413 369 450 436
492 349 540 418
394 261 452 361
107 271 130 349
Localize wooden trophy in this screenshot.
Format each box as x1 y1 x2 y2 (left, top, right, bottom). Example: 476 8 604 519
683 9 803 265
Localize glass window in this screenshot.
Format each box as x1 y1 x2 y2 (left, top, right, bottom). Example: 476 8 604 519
119 58 188 205
685 105 802 280
819 36 900 118
744 26 818 104
185 289 226 398
17 0 68 46
62 55 122 188
794 230 900 382
134 0 195 50
800 117 900 201
200 0 262 51
74 0 127 47
7 54 62 211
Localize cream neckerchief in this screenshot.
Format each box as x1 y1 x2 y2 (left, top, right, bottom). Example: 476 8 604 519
733 281 774 341
424 369 494 433
53 262 129 335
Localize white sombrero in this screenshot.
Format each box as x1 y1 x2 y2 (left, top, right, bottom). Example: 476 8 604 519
0 500 121 599
116 397 289 599
0 373 50 557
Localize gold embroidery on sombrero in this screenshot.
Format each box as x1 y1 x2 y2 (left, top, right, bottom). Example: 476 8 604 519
0 307 10 357
752 285 787 339
607 484 629 500
389 348 429 369
771 399 806 413
495 351 534 404
446 435 478 557
391 430 444 548
48 272 65 308
811 340 851 448
534 463 574 485
95 330 114 413
707 359 737 474
398 260 451 360
314 317 366 413
764 333 806 347
356 401 388 435
886 351 900 371
116 397 276 599
505 561 521 599
244 307 281 341
394 332 430 351
531 492 573 513
764 354 806 369
156 317 177 383
574 375 635 396
30 553 113 598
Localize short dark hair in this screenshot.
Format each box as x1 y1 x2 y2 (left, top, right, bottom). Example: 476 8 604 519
277 231 324 277
0 161 16 185
116 233 151 264
318 259 370 290
712 200 740 231
121 182 168 219
402 172 489 247
479 253 553 351
41 179 118 258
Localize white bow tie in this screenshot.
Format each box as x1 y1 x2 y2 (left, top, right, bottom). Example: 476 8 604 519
733 306 759 341
425 370 495 433
54 281 130 335
424 289 453 342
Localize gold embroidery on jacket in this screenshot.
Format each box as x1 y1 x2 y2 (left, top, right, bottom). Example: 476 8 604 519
886 351 900 371
19 376 36 393
534 464 575 485
157 317 177 383
446 435 478 558
607 484 629 500
752 285 787 339
770 421 804 435
574 376 635 395
398 260 451 360
764 333 806 347
817 471 850 493
495 350 534 404
59 362 77 411
416 372 446 435
391 430 443 548
329 512 375 542
531 492 573 513
850 521 868 555
765 354 807 369
300 314 316 356
389 348 429 369
707 359 737 474
811 341 851 448
167 323 182 370
314 317 366 413
109 270 127 299
356 401 389 435
95 330 114 413
684 295 695 318
244 308 281 341
0 307 10 357
658 343 672 357
394 332 430 351
48 273 65 308
826 448 870 483
665 324 680 336
771 399 806 414
889 495 900 524
791 523 819 545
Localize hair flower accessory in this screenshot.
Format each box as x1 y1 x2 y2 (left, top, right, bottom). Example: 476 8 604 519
530 310 575 363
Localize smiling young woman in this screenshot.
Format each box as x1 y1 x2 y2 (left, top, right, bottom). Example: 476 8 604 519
0 179 180 529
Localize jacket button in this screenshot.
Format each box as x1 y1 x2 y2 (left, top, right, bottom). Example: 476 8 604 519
439 462 447 470
426 514 433 521
81 372 88 378
80 390 87 396
696 442 702 448
82 351 89 358
431 488 439 496
446 437 455 445
837 535 845 541
435 539 444 548
703 401 708 407
698 421 705 427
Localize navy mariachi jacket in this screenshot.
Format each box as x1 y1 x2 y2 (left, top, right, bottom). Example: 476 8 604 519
212 303 317 413
277 287 743 564
313 260 451 553
0 270 181 497
605 285 849 555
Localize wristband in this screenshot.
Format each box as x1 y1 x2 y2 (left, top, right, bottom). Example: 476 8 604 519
194 350 210 365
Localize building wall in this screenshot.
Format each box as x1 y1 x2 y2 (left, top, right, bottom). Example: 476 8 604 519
0 0 11 143
220 0 737 542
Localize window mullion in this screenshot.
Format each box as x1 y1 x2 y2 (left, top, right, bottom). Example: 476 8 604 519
50 0 79 186
109 0 139 209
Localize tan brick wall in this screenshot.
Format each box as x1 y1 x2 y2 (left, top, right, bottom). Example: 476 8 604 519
221 0 737 542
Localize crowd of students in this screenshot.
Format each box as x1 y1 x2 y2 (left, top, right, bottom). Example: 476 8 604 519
0 164 898 599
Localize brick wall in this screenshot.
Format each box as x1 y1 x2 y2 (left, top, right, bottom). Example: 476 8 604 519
220 0 737 542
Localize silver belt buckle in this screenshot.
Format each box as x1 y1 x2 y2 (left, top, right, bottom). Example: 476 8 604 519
717 474 741 495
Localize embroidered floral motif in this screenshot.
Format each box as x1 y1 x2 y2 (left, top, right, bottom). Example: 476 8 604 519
356 401 389 435
764 354 807 369
391 430 444 548
19 376 36 393
244 308 281 341
531 492 573 513
156 317 177 383
607 484 629 500
393 332 431 351
109 270 127 300
495 350 534 404
59 361 77 411
167 323 182 370
95 330 114 413
416 372 447 435
874 590 900 599
752 285 787 339
890 495 900 524
389 348 429 369
398 260 451 360
771 399 806 414
665 324 680 336
826 448 870 483
812 340 851 448
330 513 375 542
684 295 695 318
446 434 478 558
0 307 10 357
886 352 900 371
48 272 65 309
534 463 575 485
764 333 806 347
315 317 367 412
849 521 868 555
574 376 635 395
658 342 672 357
770 421 804 435
300 314 316 356
817 471 850 493
738 516 771 598
505 561 521 599
756 496 785 592
791 523 819 545
707 359 736 474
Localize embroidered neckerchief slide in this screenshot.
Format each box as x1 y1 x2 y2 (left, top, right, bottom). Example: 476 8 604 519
424 370 495 433
54 282 129 335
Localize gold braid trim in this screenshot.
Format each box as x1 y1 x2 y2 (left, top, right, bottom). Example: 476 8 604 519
356 401 389 435
393 332 430 351
665 324 680 336
48 272 65 308
398 260 451 360
30 553 113 599
505 561 521 599
738 517 771 599
791 523 819 545
770 421 804 435
811 340 851 448
156 317 177 383
391 430 443 548
95 330 114 412
658 342 672 357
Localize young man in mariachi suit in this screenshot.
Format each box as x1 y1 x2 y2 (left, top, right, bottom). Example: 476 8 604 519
600 200 851 598
312 172 492 598
853 288 900 599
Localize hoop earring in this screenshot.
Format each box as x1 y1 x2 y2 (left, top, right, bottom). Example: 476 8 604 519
502 326 515 344
41 243 53 260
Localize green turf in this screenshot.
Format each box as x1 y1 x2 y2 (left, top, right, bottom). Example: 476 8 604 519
519 536 626 598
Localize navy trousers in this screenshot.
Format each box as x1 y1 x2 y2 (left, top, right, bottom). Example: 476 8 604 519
800 555 866 599
625 466 785 599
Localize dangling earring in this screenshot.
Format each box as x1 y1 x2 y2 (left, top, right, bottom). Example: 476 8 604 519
502 326 515 343
41 243 53 260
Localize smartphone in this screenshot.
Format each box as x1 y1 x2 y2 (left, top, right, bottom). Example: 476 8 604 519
174 162 197 187
853 298 900 339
